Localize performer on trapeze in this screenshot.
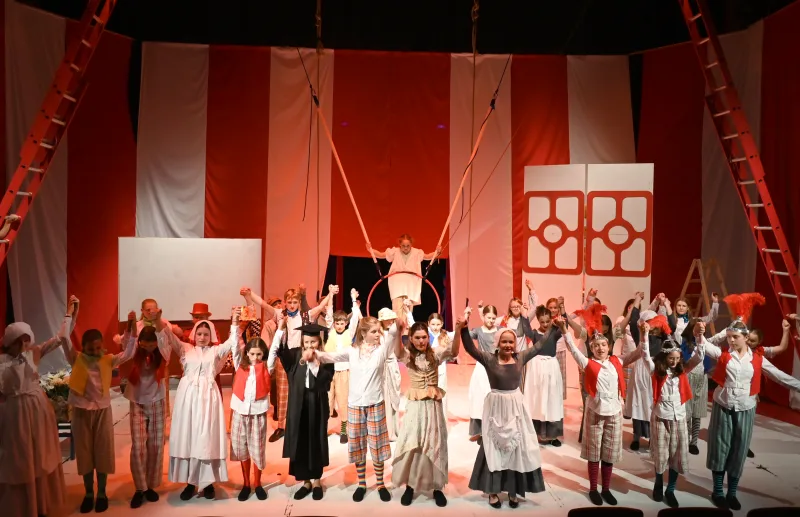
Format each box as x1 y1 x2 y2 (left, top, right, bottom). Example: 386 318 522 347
366 234 441 327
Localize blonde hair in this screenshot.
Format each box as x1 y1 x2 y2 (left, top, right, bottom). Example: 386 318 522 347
398 233 413 244
283 288 300 302
355 316 381 348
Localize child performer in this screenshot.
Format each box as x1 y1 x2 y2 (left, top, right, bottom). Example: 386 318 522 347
273 320 335 500
392 316 461 507
498 279 537 354
167 308 240 500
62 307 138 513
242 285 337 442
229 323 270 502
562 303 643 506
427 313 453 416
377 306 403 441
467 305 500 441
461 307 547 509
627 295 677 451
699 293 800 511
0 301 76 517
126 319 173 508
524 305 566 447
642 322 705 508
315 316 398 502
325 289 361 444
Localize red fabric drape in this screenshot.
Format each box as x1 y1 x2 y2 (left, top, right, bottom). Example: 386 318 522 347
510 55 570 299
637 44 704 299
754 2 800 406
66 29 137 352
0 0 6 332
204 46 270 244
330 51 450 258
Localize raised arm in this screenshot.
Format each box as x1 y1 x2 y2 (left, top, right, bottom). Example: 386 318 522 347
39 295 80 357
266 326 284 374
215 308 241 360
763 319 793 358
346 291 362 339
763 357 800 392
394 319 408 362
562 330 589 370
309 285 339 320
698 334 722 360
641 330 655 373
699 294 720 324
112 311 139 367
526 279 537 320
460 309 490 365
241 287 277 321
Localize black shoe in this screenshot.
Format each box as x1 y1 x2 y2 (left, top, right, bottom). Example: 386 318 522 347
312 486 323 500
630 440 640 451
727 494 742 511
143 489 159 502
509 497 520 508
488 496 502 508
353 486 366 502
269 428 285 442
130 492 144 509
401 487 414 506
80 496 94 513
255 486 267 500
378 486 392 502
689 444 700 455
294 484 312 500
601 490 617 506
712 494 728 509
340 434 348 444
95 497 109 513
433 490 447 507
203 485 215 500
550 438 562 447
747 449 755 458
665 490 679 508
238 486 251 501
653 484 663 502
180 484 195 501
589 490 603 506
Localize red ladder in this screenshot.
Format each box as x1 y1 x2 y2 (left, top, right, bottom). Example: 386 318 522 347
678 0 800 347
0 0 117 265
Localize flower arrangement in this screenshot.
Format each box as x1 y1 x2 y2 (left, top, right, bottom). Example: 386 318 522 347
39 368 71 422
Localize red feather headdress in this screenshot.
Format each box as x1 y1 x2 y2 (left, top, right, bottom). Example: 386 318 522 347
724 293 766 323
575 303 607 340
647 314 672 336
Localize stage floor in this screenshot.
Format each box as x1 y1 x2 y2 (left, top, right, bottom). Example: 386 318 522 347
58 364 800 516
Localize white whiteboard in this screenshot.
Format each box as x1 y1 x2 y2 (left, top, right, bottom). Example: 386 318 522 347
118 238 262 321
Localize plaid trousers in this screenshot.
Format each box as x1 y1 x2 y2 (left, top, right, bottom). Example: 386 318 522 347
347 402 391 464
230 411 267 470
650 414 689 474
274 360 288 426
580 406 622 464
130 398 166 491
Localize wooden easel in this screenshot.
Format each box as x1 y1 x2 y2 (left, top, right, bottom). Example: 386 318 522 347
680 258 730 334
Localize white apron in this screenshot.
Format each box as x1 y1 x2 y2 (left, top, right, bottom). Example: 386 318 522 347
468 362 492 419
625 355 653 421
482 390 541 472
523 355 564 422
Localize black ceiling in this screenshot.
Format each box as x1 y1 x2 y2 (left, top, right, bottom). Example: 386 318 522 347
18 0 797 55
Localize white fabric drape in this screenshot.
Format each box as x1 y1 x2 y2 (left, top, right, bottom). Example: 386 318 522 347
449 54 513 353
701 22 763 298
264 48 333 297
135 43 209 238
567 56 636 165
4 1 69 373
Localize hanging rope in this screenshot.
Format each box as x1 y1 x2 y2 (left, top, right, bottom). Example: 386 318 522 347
296 48 382 279
463 0 479 307
315 0 323 298
424 54 511 282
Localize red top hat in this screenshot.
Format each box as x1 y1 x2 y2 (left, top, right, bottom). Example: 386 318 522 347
190 303 211 316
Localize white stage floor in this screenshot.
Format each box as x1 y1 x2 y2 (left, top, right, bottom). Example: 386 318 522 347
58 364 800 516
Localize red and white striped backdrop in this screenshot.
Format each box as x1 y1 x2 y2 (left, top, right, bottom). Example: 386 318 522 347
4 0 800 407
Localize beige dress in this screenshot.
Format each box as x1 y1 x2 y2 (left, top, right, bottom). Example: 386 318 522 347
391 345 452 491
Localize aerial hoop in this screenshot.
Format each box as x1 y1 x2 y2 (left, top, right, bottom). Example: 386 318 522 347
366 271 441 318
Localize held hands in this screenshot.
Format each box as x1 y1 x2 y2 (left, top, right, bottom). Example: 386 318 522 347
558 296 565 308
231 306 242 322
694 321 706 337
783 319 791 331
588 288 598 298
712 292 719 303
455 316 467 330
298 283 306 295
240 287 252 298
788 313 797 321
638 321 650 335
329 284 340 296
464 307 473 321
525 279 533 291
664 297 672 309
634 291 644 302
154 310 165 332
554 315 568 332
66 295 79 316
351 288 359 301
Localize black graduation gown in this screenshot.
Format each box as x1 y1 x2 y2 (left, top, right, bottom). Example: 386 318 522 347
276 345 334 480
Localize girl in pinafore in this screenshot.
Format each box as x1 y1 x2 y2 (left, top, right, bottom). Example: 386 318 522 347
461 307 547 509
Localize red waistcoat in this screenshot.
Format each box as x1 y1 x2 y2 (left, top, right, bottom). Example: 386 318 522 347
651 372 692 405
711 348 763 396
233 362 271 401
584 355 626 398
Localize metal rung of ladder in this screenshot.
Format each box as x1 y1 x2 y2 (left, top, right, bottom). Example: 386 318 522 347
713 110 730 118
762 248 781 253
69 63 81 72
780 293 799 299
771 271 790 277
81 39 92 48
689 13 702 22
52 117 66 126
754 226 773 231
62 92 77 102
706 61 719 69
746 203 764 208
724 133 739 140
27 167 43 173
16 192 32 197
39 140 55 150
714 85 727 92
738 179 754 184
730 157 746 163
698 37 710 45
